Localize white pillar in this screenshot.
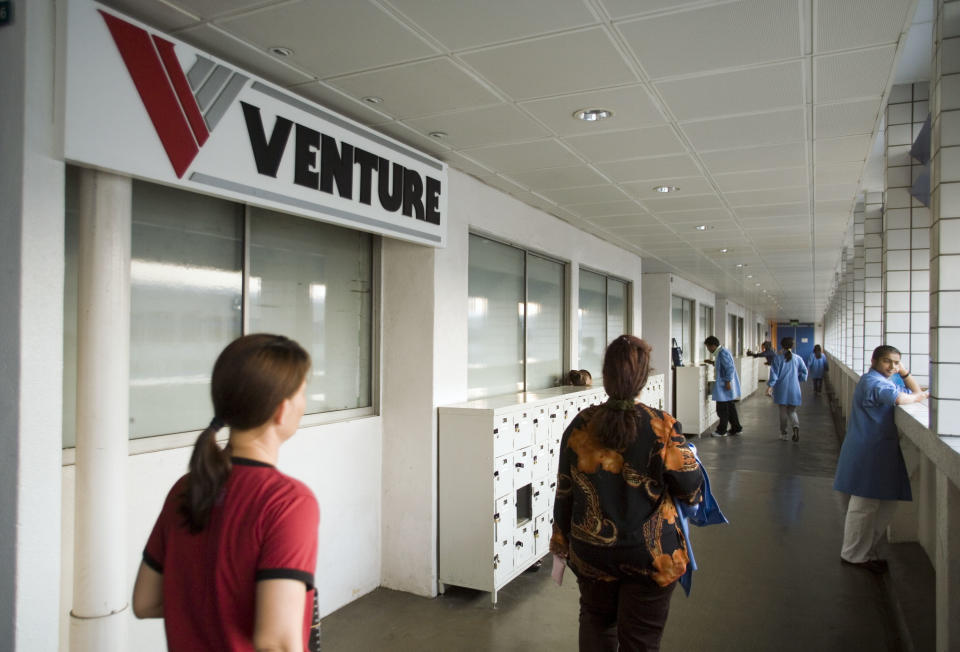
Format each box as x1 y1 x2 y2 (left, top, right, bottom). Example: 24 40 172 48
864 192 884 363
0 0 64 649
853 203 866 373
70 169 131 650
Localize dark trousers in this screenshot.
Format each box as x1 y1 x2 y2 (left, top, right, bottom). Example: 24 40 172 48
577 578 675 652
716 400 741 433
813 378 823 393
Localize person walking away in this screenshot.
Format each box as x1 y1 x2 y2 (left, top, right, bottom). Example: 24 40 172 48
551 334 704 652
703 336 742 437
833 345 928 573
805 344 829 395
766 337 808 442
132 334 320 651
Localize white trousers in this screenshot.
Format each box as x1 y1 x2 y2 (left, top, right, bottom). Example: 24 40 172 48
840 495 898 563
778 405 799 434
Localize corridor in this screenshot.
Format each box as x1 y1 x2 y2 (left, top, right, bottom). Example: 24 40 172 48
323 385 911 651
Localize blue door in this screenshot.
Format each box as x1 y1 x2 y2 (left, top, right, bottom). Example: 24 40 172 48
776 323 815 360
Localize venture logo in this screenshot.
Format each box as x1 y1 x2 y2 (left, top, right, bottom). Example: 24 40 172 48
100 11 248 178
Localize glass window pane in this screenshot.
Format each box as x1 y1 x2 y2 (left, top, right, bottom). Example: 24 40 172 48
468 235 524 399
130 180 243 438
249 208 373 414
671 296 684 364
606 278 627 341
526 254 564 391
579 269 606 378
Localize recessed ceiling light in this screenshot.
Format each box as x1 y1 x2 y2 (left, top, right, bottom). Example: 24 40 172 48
720 248 728 253
653 185 678 193
736 263 744 268
268 46 294 57
429 131 448 139
363 96 383 104
746 274 753 278
573 108 613 122
755 283 761 287
694 225 707 231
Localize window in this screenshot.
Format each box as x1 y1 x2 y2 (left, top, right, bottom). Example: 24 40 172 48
738 317 745 355
728 314 744 356
63 172 374 445
671 296 694 367
579 269 630 378
467 234 566 399
699 304 714 362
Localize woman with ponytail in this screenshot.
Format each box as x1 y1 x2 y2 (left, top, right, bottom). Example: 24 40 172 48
133 334 319 652
551 335 704 651
766 336 809 442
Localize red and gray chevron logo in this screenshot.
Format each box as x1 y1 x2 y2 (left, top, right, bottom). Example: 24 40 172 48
100 10 248 178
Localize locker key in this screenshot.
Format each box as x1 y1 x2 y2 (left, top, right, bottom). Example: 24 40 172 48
494 513 500 522
533 529 539 538
515 462 525 468
493 554 500 569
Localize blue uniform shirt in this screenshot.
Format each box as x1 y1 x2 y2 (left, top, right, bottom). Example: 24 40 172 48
710 346 741 402
833 370 911 501
805 353 828 379
767 353 808 406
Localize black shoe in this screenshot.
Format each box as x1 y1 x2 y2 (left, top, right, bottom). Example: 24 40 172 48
792 427 800 442
728 428 743 436
841 558 888 574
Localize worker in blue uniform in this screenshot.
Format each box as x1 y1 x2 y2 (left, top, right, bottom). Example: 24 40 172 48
833 345 928 574
704 336 742 437
805 344 829 395
766 337 808 441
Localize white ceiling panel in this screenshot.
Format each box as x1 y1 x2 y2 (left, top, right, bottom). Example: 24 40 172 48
565 200 644 217
616 0 802 79
367 121 451 158
598 0 725 19
537 185 632 205
459 28 636 100
682 108 806 151
520 85 664 136
621 176 716 198
655 61 804 121
714 167 808 192
590 214 655 227
699 142 808 174
814 99 881 138
815 162 865 185
815 45 898 102
218 1 437 78
815 134 873 164
815 183 862 200
404 104 550 149
597 154 701 182
153 0 274 20
644 193 724 212
459 139 581 173
327 58 501 119
507 164 609 190
651 208 731 223
563 126 684 162
815 0 913 53
101 0 199 30
290 81 395 124
725 187 810 206
387 0 596 50
736 202 810 218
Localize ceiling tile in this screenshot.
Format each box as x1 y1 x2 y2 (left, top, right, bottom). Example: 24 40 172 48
563 125 684 162
589 214 653 227
814 99 880 139
616 0 802 79
815 0 913 53
649 208 730 223
537 184 632 204
815 183 861 201
814 134 872 164
288 81 395 124
326 58 501 119
815 162 864 185
440 151 496 178
815 46 897 102
371 121 452 158
102 0 200 30
598 0 723 19
597 154 701 182
725 187 810 206
682 108 806 151
218 1 437 78
459 139 581 173
175 23 315 87
388 0 596 50
736 202 810 218
459 27 637 100
565 200 644 217
656 61 804 121
621 176 716 198
404 104 550 149
506 164 608 189
643 193 724 212
161 0 273 19
699 142 808 174
714 167 808 192
519 85 664 135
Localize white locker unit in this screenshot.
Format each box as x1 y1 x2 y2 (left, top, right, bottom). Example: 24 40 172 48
674 365 718 436
438 376 665 604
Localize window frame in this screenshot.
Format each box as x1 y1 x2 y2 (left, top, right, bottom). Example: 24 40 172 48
698 303 714 363
579 264 632 344
670 295 695 366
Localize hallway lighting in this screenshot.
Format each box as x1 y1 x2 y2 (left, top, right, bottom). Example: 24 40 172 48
363 96 384 104
653 185 678 193
429 131 447 139
736 263 744 268
268 46 294 57
755 283 761 286
720 248 728 253
694 225 707 231
573 108 613 122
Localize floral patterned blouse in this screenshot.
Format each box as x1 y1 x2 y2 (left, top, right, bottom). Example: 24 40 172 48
551 403 704 588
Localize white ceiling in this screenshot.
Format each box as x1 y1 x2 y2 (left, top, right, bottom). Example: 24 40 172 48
101 0 932 321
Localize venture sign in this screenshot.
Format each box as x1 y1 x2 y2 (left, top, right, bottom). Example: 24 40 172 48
65 0 447 246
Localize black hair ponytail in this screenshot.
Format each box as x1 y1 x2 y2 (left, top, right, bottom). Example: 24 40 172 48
782 337 794 362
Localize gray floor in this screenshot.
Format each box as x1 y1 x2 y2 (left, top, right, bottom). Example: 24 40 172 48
323 384 908 651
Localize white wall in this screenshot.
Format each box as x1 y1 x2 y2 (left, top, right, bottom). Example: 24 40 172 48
1 0 65 649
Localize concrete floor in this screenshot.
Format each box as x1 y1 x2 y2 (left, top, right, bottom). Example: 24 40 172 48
322 384 910 651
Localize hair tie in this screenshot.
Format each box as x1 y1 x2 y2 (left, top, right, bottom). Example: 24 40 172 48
209 416 225 431
606 399 635 411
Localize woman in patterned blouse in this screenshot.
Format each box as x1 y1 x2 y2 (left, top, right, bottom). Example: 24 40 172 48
551 334 704 652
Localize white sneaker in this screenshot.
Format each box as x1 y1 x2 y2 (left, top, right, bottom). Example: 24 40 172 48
779 433 789 441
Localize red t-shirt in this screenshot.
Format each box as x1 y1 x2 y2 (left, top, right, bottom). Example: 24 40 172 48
144 458 320 651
